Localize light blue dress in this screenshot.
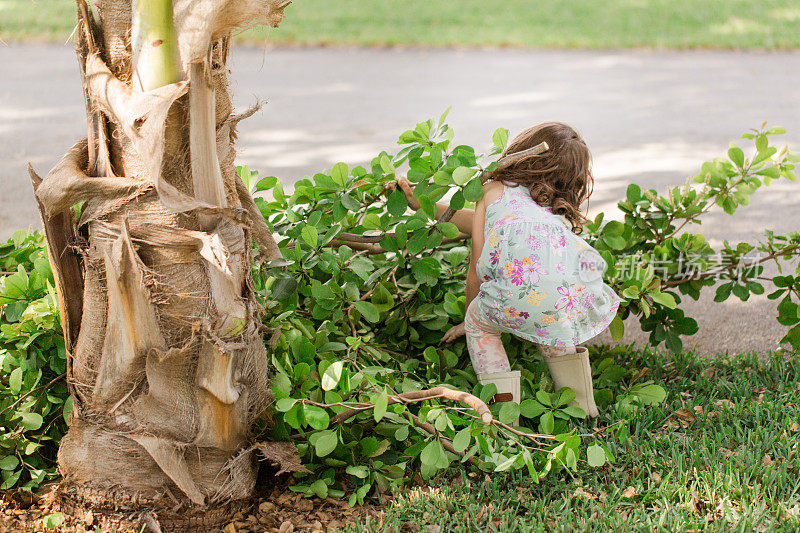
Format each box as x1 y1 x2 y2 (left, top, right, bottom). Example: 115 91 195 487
474 183 620 347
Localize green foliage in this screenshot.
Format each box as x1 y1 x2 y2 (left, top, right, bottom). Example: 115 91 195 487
247 117 796 501
592 124 800 352
2 117 797 501
0 231 68 491
249 115 667 502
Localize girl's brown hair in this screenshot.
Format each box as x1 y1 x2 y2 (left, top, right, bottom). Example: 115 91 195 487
491 122 593 234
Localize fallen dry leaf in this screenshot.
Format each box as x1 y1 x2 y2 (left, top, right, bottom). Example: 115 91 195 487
652 472 662 484
621 486 637 499
702 366 716 379
716 399 735 409
476 506 487 521
665 407 698 429
764 454 773 467
573 487 596 500
753 386 766 403
791 422 799 432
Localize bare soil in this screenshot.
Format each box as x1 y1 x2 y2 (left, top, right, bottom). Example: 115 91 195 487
0 479 383 532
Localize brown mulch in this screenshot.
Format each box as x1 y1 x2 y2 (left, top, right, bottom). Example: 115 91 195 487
0 480 385 532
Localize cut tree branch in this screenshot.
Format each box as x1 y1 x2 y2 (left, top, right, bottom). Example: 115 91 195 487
329 386 493 425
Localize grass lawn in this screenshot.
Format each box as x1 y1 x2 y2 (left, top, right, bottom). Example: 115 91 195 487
348 348 800 531
1 0 799 49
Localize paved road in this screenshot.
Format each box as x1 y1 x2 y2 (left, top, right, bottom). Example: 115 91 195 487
2 44 799 356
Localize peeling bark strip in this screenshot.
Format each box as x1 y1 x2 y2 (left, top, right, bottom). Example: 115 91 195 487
38 0 292 511
28 167 83 374
93 220 165 408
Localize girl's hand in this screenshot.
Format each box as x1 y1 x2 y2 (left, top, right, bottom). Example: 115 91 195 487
442 322 466 343
395 177 420 211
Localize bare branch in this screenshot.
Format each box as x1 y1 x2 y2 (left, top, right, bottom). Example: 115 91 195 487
330 386 492 425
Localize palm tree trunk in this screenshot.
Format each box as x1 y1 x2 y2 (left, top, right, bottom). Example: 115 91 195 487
29 0 291 513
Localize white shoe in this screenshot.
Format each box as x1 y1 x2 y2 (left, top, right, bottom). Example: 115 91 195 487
544 347 599 418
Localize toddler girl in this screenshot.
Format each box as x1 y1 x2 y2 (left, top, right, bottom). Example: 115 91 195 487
398 122 619 417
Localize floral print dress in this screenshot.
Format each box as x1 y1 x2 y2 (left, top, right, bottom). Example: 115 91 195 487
474 183 620 347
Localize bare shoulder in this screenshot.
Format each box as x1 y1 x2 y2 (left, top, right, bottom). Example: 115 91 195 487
479 180 504 206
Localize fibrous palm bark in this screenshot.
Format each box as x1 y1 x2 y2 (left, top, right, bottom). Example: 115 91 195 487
29 0 293 512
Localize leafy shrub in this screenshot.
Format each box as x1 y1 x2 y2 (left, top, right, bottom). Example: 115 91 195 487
1 116 796 498
247 116 796 502
0 231 70 490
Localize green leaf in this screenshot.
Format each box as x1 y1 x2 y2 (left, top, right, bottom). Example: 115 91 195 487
420 440 448 469
587 443 606 467
304 405 330 430
650 291 676 309
535 390 552 407
310 479 329 498
362 213 382 230
555 387 576 407
17 412 43 431
272 277 299 301
411 257 441 286
728 144 745 167
373 390 389 423
539 411 555 434
714 282 733 302
313 430 339 457
498 402 520 424
255 176 278 192
387 189 408 217
437 222 460 239
354 301 380 323
626 184 641 202
603 235 627 250
380 155 395 174
331 162 349 187
395 425 409 441
346 465 370 479
300 226 318 248
452 428 472 453
561 405 586 419
452 166 475 186
631 383 666 405
276 398 298 412
609 315 624 341
492 128 510 151
520 399 546 419
463 178 483 202
44 512 63 529
0 456 19 470
321 361 344 391
494 454 519 472
9 367 23 395
449 190 465 211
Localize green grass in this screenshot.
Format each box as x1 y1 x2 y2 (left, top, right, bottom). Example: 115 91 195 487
2 0 799 49
348 349 800 531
